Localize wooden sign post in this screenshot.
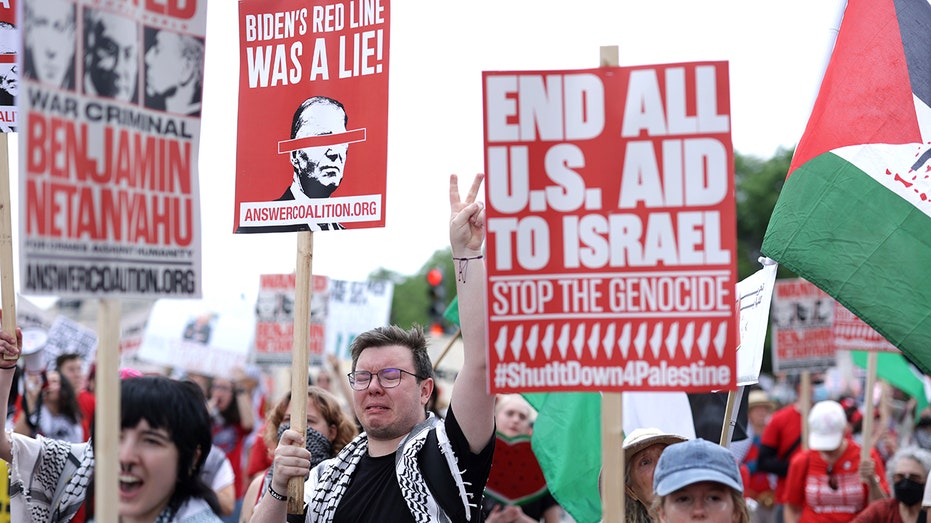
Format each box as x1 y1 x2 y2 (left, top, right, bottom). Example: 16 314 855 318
599 45 624 523
287 231 314 513
860 352 878 462
0 133 15 348
95 300 121 523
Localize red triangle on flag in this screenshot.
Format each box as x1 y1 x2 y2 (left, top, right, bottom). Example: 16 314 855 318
790 0 923 175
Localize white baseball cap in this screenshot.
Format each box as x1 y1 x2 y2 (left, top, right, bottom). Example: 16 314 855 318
809 400 847 451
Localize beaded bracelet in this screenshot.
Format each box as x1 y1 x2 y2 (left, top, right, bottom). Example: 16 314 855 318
267 483 287 501
453 255 483 283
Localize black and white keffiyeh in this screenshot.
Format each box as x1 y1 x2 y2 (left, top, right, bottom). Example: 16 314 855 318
305 413 473 523
260 423 333 501
9 432 94 523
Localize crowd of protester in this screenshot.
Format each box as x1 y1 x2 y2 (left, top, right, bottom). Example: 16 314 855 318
7 330 931 523
7 334 931 523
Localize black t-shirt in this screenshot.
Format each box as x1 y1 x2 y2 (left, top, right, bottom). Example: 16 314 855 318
333 407 495 522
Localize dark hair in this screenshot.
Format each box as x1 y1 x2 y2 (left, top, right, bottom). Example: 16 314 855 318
212 377 242 427
349 325 435 382
55 353 83 372
53 369 83 425
25 369 83 432
290 96 347 139
121 376 218 515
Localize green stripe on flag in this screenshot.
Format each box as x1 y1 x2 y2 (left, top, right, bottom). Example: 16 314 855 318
850 351 929 421
524 392 603 523
443 296 460 326
762 153 931 376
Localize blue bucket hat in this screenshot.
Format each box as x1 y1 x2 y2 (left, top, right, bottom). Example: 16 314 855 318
653 438 743 497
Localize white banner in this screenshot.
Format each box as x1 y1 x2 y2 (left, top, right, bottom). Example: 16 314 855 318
735 258 778 385
136 297 252 377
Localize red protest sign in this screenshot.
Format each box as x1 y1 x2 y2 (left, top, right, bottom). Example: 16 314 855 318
770 278 836 372
483 62 737 393
772 278 898 361
254 273 328 363
234 0 389 233
833 303 898 353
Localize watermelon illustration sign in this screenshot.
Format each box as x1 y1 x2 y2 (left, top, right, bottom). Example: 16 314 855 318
234 0 389 233
483 62 738 393
485 434 547 506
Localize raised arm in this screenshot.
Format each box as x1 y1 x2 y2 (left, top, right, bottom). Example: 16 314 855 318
230 367 256 432
447 173 496 453
0 314 23 462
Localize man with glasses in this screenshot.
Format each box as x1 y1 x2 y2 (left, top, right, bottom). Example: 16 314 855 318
253 174 494 522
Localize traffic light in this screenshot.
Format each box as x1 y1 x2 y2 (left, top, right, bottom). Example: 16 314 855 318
427 268 446 334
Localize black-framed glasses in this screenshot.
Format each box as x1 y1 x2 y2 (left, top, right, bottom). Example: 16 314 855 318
347 368 426 391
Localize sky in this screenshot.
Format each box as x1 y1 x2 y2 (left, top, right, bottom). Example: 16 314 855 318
12 0 848 305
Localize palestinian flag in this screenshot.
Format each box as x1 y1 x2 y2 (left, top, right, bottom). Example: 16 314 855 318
761 0 931 374
850 350 931 420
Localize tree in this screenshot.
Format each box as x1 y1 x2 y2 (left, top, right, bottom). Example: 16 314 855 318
735 147 797 280
734 147 800 374
385 247 456 330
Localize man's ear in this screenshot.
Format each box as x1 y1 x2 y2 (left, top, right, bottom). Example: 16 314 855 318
290 151 299 168
420 377 434 405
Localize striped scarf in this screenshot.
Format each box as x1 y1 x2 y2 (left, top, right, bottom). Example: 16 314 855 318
306 414 469 522
9 433 94 523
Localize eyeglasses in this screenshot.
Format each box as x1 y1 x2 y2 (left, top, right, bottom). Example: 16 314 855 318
347 368 426 391
827 465 838 491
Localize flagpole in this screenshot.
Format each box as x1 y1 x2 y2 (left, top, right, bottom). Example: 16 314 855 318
432 328 461 369
860 352 877 462
800 371 811 451
719 386 744 447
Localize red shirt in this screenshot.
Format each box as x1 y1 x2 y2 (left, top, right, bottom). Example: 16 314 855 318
850 498 903 523
743 435 776 501
213 421 251 498
784 439 888 523
245 424 272 479
77 390 95 442
760 403 803 503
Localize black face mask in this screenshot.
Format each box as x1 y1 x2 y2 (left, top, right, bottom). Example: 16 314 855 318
894 478 925 506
